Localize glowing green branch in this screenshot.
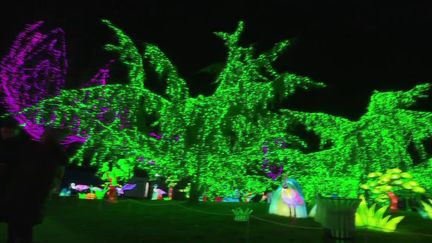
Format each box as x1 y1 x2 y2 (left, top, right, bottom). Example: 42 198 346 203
273 84 432 201
102 19 144 91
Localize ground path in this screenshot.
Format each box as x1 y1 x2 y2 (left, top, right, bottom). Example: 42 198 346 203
1 198 432 242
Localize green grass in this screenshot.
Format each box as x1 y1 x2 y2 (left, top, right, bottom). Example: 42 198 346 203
1 198 432 242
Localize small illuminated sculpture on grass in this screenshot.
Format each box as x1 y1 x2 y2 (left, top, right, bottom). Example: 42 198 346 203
151 184 166 200
102 169 123 203
420 199 432 219
165 176 178 200
74 183 134 200
106 180 118 203
122 183 136 191
269 177 307 218
232 208 253 222
355 195 405 232
70 183 90 192
360 168 426 211
59 188 71 197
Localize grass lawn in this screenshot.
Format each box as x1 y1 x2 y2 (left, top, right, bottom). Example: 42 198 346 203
1 198 432 242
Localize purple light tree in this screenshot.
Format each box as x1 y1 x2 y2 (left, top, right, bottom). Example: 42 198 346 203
0 21 67 139
0 22 116 144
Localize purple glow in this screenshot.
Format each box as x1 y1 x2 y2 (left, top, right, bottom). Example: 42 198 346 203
0 21 67 140
61 135 87 145
156 189 166 195
148 132 180 141
82 59 114 87
149 132 162 140
118 109 130 129
122 184 136 190
262 159 284 180
116 187 124 195
70 183 90 191
262 142 284 179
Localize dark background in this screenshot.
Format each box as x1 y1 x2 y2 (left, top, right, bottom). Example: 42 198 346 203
1 0 432 120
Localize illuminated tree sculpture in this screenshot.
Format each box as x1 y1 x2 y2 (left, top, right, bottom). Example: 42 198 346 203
265 83 432 202
360 168 426 210
6 20 325 200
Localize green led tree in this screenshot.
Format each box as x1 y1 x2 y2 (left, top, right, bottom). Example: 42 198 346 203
263 83 432 202
13 20 325 201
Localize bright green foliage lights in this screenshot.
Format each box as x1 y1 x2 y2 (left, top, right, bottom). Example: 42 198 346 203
360 168 425 206
102 19 145 92
355 196 405 232
232 207 253 222
16 20 324 200
11 20 432 203
420 199 432 220
270 83 432 202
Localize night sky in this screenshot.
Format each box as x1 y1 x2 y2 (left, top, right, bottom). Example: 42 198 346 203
1 0 432 120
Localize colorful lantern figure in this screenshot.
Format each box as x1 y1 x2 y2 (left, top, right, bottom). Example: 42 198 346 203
59 188 71 197
70 183 90 192
122 184 136 191
95 189 108 200
106 178 118 203
107 185 118 203
269 178 308 218
157 189 166 200
168 187 173 200
152 185 159 200
86 193 96 200
151 184 166 200
387 191 399 213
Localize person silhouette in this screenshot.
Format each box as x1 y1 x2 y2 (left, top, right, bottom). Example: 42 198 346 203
2 126 68 243
0 118 22 224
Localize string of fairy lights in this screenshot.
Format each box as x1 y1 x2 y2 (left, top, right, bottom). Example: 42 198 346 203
2 20 432 202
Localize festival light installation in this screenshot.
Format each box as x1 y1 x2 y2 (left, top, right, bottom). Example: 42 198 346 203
360 168 425 211
232 208 253 222
269 178 307 218
7 20 323 200
355 195 405 232
3 20 432 203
